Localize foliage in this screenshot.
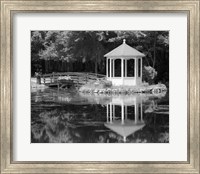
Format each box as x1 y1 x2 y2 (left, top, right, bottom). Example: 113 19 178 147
143 66 158 84
39 31 71 61
66 31 107 73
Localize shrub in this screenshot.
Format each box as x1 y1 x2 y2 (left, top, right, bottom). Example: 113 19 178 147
143 66 157 85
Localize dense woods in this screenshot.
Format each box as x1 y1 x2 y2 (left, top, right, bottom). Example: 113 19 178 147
31 30 169 84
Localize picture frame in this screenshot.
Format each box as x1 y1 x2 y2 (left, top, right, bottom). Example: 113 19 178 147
0 0 199 173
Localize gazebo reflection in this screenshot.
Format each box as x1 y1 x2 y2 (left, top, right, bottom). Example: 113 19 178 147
104 95 146 142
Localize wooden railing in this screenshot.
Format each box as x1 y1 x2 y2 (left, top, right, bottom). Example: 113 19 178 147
41 72 106 86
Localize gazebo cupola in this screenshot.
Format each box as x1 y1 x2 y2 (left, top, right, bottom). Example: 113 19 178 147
104 39 145 86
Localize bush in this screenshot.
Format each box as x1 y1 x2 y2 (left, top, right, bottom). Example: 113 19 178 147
93 79 112 88
143 66 157 85
79 79 112 92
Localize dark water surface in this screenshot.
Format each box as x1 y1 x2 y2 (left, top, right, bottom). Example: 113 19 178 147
31 88 169 143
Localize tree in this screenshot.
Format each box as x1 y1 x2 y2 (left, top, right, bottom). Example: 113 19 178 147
66 31 107 74
31 31 46 75
38 31 72 73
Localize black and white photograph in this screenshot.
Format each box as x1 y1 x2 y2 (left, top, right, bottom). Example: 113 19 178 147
31 30 169 143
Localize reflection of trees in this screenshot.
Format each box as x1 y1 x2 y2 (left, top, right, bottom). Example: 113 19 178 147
31 123 45 140
96 133 124 143
31 110 80 143
31 105 108 143
144 97 169 115
158 132 169 143
31 108 169 143
127 114 169 143
144 100 158 113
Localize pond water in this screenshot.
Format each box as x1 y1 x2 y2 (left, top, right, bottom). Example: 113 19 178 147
31 88 169 143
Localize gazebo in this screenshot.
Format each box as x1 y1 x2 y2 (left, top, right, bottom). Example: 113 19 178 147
104 39 145 86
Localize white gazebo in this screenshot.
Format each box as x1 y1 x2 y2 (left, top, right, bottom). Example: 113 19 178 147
104 39 145 86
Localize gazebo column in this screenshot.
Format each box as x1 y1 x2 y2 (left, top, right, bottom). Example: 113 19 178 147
113 59 115 77
106 58 108 78
125 59 127 77
121 58 124 84
135 103 138 124
113 105 115 120
106 104 109 123
110 103 113 123
140 103 143 122
134 58 137 78
121 103 124 125
125 105 127 119
109 58 112 79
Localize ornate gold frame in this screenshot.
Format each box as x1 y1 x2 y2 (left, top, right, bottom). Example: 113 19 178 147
1 0 199 173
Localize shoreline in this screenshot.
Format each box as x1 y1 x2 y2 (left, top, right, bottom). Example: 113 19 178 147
31 77 168 96
79 83 167 95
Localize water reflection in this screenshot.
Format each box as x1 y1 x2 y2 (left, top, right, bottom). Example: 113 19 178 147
31 89 169 143
105 96 145 142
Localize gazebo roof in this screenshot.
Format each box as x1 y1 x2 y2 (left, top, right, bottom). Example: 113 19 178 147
104 39 145 58
104 120 145 137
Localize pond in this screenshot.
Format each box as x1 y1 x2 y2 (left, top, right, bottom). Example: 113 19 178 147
31 88 169 143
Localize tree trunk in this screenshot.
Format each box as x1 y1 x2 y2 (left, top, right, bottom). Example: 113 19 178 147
153 32 157 68
95 46 99 74
95 56 98 74
45 60 48 73
49 60 51 73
